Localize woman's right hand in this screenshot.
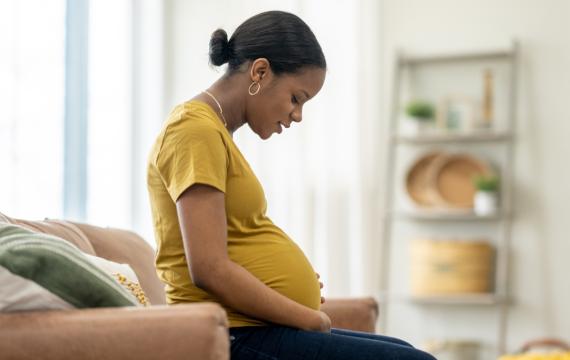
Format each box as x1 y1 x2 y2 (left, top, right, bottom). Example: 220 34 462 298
308 310 331 333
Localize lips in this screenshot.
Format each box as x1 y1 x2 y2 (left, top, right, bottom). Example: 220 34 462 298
276 121 290 134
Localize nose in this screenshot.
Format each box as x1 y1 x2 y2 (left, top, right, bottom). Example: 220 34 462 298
291 108 302 123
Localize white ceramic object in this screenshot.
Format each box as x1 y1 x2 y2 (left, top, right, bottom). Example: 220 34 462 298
404 117 433 134
474 191 499 215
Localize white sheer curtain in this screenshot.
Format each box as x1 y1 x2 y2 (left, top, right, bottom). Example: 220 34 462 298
235 1 384 297
86 0 133 229
164 0 384 297
0 0 66 219
86 0 163 236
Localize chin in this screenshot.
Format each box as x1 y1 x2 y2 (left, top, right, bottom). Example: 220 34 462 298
256 127 275 140
248 121 272 140
260 132 273 140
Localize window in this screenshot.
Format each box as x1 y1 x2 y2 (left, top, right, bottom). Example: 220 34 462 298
0 0 66 219
0 0 136 233
86 0 133 228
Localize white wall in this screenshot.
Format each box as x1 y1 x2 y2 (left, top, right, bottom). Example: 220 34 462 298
382 0 570 352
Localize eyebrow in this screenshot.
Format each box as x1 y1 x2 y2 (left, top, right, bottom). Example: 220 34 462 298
302 90 310 100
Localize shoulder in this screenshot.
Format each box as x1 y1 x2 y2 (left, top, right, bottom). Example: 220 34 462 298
151 101 228 165
166 101 226 144
167 100 222 133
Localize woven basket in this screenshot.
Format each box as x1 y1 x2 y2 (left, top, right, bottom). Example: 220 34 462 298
410 238 494 295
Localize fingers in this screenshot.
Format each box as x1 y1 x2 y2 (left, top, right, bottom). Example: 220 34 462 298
317 273 324 300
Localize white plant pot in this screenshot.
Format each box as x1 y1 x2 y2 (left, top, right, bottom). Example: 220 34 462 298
405 118 433 135
474 191 499 216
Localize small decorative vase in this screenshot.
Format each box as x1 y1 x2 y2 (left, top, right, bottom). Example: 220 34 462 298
406 118 433 135
474 191 499 216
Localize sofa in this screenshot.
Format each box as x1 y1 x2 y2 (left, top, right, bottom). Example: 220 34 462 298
0 213 379 360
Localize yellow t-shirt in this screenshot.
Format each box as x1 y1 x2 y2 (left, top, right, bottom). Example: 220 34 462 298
147 100 321 327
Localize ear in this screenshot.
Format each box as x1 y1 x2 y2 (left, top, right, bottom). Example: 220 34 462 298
249 58 273 83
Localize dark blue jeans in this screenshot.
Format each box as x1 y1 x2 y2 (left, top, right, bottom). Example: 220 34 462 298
229 326 437 360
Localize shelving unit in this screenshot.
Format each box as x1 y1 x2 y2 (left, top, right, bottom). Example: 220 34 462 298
379 42 519 358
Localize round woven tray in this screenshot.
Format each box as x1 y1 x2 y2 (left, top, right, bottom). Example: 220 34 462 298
427 153 493 209
405 151 446 207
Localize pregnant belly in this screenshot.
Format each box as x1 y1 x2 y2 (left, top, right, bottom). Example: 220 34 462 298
228 237 321 310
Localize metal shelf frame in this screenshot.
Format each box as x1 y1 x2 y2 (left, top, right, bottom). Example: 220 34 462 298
379 41 519 356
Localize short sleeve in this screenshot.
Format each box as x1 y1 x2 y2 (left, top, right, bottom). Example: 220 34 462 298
155 120 228 201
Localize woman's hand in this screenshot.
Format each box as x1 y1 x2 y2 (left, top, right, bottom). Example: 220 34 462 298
314 310 331 333
305 310 331 333
317 272 325 304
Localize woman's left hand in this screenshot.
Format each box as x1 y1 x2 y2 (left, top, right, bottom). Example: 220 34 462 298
316 272 325 304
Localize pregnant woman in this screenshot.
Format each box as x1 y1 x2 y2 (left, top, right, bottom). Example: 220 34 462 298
147 10 435 360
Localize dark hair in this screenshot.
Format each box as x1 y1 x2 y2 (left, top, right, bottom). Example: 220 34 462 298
208 11 326 75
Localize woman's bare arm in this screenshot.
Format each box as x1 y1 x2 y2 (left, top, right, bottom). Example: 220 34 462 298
176 184 330 332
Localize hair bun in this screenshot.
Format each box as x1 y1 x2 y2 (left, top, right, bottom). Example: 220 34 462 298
209 29 230 66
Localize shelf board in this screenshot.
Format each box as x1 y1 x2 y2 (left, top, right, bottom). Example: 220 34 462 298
393 131 513 145
378 292 508 305
394 210 506 221
401 48 513 65
409 293 506 305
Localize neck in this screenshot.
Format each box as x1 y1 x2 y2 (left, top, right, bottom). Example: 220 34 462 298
206 75 248 135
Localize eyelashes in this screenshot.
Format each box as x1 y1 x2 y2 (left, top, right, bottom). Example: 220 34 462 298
291 95 298 104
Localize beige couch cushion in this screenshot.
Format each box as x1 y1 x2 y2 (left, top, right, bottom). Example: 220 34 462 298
0 212 95 255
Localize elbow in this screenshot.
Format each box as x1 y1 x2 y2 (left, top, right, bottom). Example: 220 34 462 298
190 266 210 290
191 272 210 291
190 259 227 291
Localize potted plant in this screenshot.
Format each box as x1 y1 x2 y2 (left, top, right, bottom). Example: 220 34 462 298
472 175 500 215
404 100 435 134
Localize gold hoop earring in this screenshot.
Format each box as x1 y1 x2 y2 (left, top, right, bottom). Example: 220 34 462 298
248 81 261 96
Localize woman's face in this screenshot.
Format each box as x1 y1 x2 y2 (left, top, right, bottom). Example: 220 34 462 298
245 64 326 140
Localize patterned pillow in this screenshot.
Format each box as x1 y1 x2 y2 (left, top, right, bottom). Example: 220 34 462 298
0 223 139 311
84 254 150 306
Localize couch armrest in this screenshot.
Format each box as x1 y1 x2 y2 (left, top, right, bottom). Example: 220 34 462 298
320 297 379 333
0 304 229 360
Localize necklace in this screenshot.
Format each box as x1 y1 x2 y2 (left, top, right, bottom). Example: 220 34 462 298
203 90 228 128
